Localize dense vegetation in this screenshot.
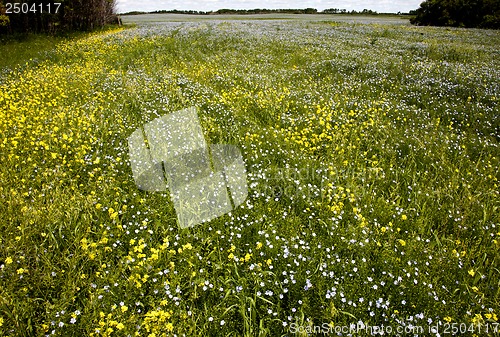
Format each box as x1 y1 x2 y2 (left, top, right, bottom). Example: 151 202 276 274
1 17 499 336
410 0 500 29
0 0 118 34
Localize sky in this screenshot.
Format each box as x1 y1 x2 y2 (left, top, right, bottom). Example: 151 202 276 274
116 0 423 14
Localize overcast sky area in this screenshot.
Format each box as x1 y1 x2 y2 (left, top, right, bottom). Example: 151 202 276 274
116 0 423 14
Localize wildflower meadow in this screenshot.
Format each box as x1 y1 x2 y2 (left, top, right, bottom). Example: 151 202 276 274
0 17 499 336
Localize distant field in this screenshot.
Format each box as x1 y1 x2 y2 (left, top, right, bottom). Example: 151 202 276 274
0 18 499 336
120 13 411 25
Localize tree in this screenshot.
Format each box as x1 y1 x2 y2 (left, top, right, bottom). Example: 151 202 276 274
0 3 9 33
410 0 499 28
304 8 318 14
1 0 118 34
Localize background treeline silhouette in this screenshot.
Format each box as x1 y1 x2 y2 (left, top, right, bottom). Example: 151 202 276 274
410 0 499 29
0 0 119 34
126 8 384 15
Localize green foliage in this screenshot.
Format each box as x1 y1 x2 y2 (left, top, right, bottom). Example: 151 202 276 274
1 0 119 34
411 0 500 28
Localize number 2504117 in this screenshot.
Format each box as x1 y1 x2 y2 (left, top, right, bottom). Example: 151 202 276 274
442 322 499 334
5 3 62 14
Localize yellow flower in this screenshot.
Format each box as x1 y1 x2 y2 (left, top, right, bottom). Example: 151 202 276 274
116 322 124 330
121 305 128 313
5 257 13 264
244 253 252 262
468 269 475 277
444 316 452 322
228 253 234 260
401 214 407 220
256 242 263 250
398 239 406 246
472 314 482 324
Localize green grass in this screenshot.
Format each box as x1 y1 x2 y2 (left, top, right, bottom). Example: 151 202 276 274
0 26 128 71
0 34 64 70
0 19 499 336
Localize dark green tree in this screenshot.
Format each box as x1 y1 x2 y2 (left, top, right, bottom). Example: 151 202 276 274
1 0 118 34
411 0 499 28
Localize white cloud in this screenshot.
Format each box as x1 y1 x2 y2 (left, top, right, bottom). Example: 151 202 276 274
116 0 422 14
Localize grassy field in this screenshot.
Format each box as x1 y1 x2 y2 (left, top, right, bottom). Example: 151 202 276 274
120 13 410 24
0 34 68 71
0 17 499 336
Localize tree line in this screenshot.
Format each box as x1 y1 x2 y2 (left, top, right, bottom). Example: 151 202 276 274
410 0 499 29
127 8 384 16
0 0 119 34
